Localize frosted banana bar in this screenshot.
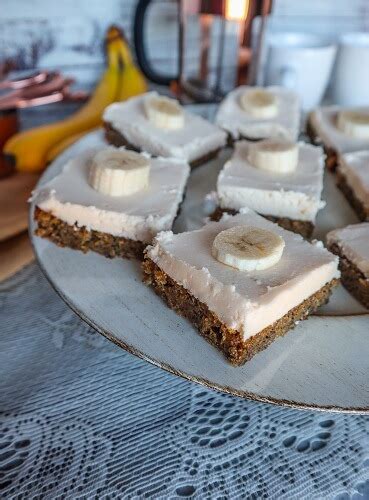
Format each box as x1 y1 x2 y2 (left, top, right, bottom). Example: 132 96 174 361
215 86 300 142
32 147 190 259
103 92 227 167
308 106 369 170
327 223 369 309
212 140 326 239
336 151 369 222
143 209 340 365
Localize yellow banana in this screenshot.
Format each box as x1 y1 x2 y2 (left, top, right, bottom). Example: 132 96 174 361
106 26 133 65
46 36 147 163
5 31 121 173
7 28 148 171
116 59 147 101
112 32 148 101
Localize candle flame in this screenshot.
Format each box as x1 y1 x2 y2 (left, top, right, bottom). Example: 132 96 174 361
225 0 249 21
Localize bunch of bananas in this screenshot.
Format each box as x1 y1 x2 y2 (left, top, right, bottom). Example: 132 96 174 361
4 26 147 173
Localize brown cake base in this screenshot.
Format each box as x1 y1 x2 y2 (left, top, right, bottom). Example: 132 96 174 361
328 242 369 309
211 207 314 239
104 122 221 169
34 207 146 260
336 169 369 222
306 115 338 171
226 133 265 147
142 257 338 365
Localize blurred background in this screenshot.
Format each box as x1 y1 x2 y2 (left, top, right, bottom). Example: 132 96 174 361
1 0 369 89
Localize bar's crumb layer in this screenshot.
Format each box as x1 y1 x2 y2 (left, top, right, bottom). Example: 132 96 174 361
104 122 221 169
226 134 264 147
142 257 338 365
306 115 338 171
328 242 369 309
211 207 314 239
336 170 369 222
34 207 146 260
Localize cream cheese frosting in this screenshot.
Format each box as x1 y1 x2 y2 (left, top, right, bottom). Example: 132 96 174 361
338 151 369 211
216 140 325 222
327 223 369 278
32 147 190 243
147 209 340 340
310 106 369 153
215 86 300 141
103 92 227 163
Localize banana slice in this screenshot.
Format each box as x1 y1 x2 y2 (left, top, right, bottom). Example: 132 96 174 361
212 225 285 271
145 95 184 130
89 149 150 196
337 110 369 138
248 139 298 173
240 89 278 118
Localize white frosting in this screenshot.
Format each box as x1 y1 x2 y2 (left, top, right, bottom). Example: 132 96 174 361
338 150 369 210
215 86 300 141
327 223 369 277
32 148 190 243
147 209 339 340
310 106 369 153
103 92 227 163
216 141 325 222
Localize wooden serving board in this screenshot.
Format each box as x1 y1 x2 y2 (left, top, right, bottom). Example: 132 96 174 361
0 231 34 282
0 172 39 242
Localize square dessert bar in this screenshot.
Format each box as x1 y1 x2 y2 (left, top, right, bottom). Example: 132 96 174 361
327 223 369 309
215 86 300 143
143 210 340 365
103 92 227 168
33 148 190 260
336 151 369 222
212 140 325 239
308 106 369 170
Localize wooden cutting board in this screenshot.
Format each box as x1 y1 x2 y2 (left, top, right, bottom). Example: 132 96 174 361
0 172 39 242
0 231 34 282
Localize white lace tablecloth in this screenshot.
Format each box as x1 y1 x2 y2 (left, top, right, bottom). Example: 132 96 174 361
0 263 369 499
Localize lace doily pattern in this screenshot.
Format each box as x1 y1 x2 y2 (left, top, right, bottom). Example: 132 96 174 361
1 264 369 498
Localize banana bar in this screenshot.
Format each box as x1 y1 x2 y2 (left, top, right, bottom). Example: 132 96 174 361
335 151 369 222
327 223 369 309
215 86 300 143
32 147 190 260
103 92 227 168
307 106 369 171
143 209 340 365
211 140 325 239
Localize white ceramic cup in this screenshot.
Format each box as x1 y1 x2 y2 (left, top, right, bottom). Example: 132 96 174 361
265 33 337 111
331 32 369 106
